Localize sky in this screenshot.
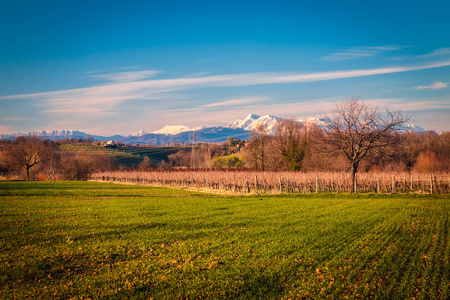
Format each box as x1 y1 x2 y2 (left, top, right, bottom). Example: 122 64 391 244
0 0 449 136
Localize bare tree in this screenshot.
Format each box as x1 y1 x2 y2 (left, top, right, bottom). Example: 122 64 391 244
4 136 55 181
323 97 409 191
274 118 310 171
59 152 111 180
138 156 153 170
245 123 270 170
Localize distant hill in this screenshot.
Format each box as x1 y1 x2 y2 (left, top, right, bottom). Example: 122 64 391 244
120 127 251 145
59 144 189 167
1 130 125 142
1 114 430 145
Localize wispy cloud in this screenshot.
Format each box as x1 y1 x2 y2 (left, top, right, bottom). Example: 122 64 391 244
3 59 450 102
84 66 141 74
87 70 161 83
414 81 448 90
201 96 270 108
1 60 450 133
184 72 213 78
419 47 450 58
364 98 439 109
393 47 450 61
321 45 404 61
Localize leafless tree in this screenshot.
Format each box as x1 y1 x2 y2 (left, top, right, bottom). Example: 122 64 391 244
4 136 56 181
323 97 409 191
245 123 270 170
274 118 310 171
59 152 112 180
138 156 154 170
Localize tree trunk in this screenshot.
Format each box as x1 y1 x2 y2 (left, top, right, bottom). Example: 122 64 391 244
26 166 30 181
351 162 358 193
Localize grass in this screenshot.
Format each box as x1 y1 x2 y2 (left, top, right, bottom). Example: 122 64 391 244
0 181 449 299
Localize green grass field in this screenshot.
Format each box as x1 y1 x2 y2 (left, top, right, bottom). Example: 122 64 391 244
0 182 448 299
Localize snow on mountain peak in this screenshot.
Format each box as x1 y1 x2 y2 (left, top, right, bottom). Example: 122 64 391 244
396 124 426 133
129 130 148 137
191 126 206 131
246 114 260 120
152 125 191 135
228 114 279 133
295 117 328 127
1 114 430 144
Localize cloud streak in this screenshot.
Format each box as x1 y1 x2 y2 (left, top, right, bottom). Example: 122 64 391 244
414 81 448 90
87 70 161 83
321 45 405 61
1 59 450 131
419 47 450 58
3 60 450 102
201 96 270 108
393 47 450 61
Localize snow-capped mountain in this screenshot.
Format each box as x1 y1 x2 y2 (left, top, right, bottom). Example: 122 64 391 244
1 114 432 145
129 130 148 137
228 114 280 133
120 127 251 145
151 125 207 135
0 130 125 141
1 130 88 140
397 124 426 133
152 125 191 135
295 117 328 128
228 114 260 129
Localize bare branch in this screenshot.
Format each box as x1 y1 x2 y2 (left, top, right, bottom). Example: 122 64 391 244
323 96 409 191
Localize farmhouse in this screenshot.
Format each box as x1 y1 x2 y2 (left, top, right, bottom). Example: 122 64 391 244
104 140 116 148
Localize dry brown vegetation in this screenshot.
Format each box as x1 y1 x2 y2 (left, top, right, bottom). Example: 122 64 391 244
92 169 450 194
0 137 112 181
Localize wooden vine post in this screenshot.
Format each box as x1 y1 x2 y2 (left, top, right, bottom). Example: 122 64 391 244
392 175 395 194
279 175 283 194
410 174 413 192
244 175 247 194
315 174 318 194
430 174 433 194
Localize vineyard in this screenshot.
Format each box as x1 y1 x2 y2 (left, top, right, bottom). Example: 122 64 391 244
92 170 450 194
59 144 188 167
114 146 188 162
59 144 142 167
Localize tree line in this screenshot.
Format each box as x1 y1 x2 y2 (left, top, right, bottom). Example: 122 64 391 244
1 98 449 181
0 136 111 181
170 98 449 176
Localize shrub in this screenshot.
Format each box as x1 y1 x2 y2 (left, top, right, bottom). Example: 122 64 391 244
60 152 111 180
414 151 439 173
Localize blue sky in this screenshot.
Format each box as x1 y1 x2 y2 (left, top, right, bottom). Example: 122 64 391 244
1 0 449 135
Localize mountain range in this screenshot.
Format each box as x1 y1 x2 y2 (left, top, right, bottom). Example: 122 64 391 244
1 114 428 145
